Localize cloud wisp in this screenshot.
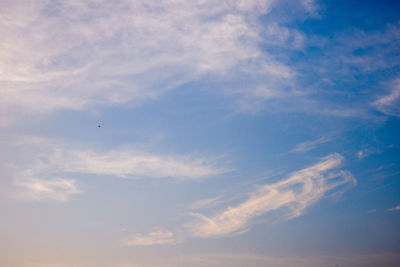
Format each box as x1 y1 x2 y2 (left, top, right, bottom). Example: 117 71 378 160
188 154 356 238
15 178 81 202
11 136 228 201
388 204 400 211
122 230 177 247
17 136 226 179
291 137 331 153
53 148 225 180
125 154 356 244
1 0 397 126
374 78 400 117
357 148 382 160
0 0 305 125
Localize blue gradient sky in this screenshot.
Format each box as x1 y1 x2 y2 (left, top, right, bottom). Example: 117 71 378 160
1 0 400 266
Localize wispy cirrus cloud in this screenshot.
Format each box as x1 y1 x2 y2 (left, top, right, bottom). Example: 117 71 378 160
15 178 81 202
357 150 369 160
127 154 355 244
288 25 400 118
357 148 382 160
301 0 320 16
188 196 223 210
15 136 227 180
1 0 397 126
388 204 400 211
291 137 330 153
9 136 228 202
122 230 177 247
188 154 356 238
374 78 400 117
1 0 307 125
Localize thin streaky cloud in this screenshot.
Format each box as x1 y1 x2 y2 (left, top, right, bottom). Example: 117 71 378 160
357 150 367 160
15 178 81 202
291 137 331 153
188 196 222 210
374 78 400 117
301 0 320 16
0 1 398 265
388 204 400 211
59 149 226 180
119 154 355 244
0 0 299 125
357 148 381 160
188 154 356 238
8 136 229 202
1 0 397 127
12 136 228 183
122 230 177 247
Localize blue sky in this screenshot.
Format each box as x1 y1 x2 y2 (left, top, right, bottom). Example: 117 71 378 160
1 0 400 266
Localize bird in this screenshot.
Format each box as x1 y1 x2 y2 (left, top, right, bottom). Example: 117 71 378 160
97 124 101 128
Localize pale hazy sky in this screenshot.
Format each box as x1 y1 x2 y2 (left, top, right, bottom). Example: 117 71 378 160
1 0 400 266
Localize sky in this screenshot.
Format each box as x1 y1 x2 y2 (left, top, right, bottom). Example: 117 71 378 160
0 0 400 266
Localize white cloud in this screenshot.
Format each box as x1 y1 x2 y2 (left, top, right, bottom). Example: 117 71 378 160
374 78 400 117
357 147 382 160
301 0 319 16
117 154 355 244
188 196 223 210
291 137 330 153
15 178 81 202
122 230 177 246
388 204 400 211
290 25 400 119
0 1 397 124
9 136 227 202
357 150 366 159
0 0 308 125
67 149 223 180
10 136 227 196
189 154 356 238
